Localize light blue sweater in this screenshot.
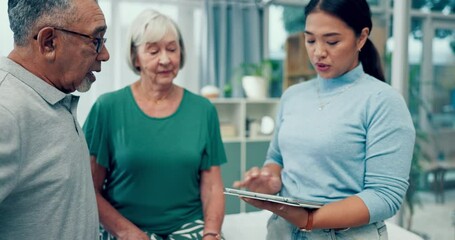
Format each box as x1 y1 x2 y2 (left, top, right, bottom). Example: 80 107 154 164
265 64 415 223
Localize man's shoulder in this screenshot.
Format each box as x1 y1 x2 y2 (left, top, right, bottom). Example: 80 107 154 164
0 68 8 85
0 70 35 110
0 65 16 88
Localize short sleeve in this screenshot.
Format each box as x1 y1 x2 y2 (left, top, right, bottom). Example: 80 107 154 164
200 104 227 170
82 99 111 168
0 106 21 203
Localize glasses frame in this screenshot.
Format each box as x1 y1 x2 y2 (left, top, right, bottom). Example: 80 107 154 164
55 27 106 53
33 27 107 53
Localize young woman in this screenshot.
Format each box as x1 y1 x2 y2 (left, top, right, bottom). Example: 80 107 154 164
233 0 415 239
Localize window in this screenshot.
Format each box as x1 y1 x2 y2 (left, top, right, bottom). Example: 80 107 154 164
0 5 13 56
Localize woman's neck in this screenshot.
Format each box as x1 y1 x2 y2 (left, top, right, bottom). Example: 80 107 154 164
137 80 175 104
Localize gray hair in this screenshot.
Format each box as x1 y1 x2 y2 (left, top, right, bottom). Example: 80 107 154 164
8 0 78 46
126 9 186 75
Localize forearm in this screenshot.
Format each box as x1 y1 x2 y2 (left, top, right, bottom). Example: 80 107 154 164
276 195 370 230
96 193 142 238
201 167 225 234
311 195 369 229
201 189 224 234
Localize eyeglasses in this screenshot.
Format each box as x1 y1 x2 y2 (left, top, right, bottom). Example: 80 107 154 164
34 27 107 53
55 28 107 53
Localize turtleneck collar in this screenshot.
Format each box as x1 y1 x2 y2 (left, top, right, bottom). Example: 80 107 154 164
317 64 365 92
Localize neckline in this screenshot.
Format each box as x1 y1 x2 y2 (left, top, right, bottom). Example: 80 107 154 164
127 86 186 120
138 83 176 104
315 74 363 110
317 64 364 93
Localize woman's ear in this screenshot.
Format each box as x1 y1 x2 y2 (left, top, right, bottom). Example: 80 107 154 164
133 55 141 72
357 27 370 51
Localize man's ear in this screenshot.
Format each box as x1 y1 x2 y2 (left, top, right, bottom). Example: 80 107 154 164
35 27 57 60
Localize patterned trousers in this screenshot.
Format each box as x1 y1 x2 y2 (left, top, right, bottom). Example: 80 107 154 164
100 219 223 240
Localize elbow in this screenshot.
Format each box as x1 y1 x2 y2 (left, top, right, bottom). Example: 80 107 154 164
361 179 409 222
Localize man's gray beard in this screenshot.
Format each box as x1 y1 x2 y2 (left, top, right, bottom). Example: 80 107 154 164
76 77 93 93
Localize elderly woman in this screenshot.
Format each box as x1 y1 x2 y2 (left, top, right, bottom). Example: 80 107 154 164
83 9 226 240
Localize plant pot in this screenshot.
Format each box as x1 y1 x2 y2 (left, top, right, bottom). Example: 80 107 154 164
242 76 268 99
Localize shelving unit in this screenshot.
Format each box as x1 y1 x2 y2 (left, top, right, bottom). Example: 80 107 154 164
211 98 280 213
283 32 316 90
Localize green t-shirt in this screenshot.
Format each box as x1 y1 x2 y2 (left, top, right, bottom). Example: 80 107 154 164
83 87 227 234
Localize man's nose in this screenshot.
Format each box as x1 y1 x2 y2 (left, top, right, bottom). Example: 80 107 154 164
97 45 110 62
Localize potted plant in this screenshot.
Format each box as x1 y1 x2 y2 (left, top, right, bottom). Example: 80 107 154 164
223 83 233 98
232 60 273 99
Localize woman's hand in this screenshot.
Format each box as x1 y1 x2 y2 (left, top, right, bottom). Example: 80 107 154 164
241 198 309 229
233 164 282 194
117 228 150 240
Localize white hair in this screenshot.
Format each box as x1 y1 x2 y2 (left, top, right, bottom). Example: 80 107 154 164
126 9 186 75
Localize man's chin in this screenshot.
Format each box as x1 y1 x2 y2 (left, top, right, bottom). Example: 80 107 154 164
76 77 94 93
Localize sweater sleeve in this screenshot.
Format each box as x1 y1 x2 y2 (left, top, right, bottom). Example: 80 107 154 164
264 96 284 167
356 88 415 223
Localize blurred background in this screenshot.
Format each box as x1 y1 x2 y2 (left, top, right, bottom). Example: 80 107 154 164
1 1 454 239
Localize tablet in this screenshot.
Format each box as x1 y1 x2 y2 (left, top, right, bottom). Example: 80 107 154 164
224 188 323 209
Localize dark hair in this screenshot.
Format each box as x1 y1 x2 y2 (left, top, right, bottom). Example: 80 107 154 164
304 0 385 82
8 0 76 46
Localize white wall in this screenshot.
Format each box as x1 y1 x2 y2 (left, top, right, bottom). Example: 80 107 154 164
0 3 14 57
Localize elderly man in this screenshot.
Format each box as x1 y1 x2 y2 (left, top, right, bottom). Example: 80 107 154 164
0 0 109 239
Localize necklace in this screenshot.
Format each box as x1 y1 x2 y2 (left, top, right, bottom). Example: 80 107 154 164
316 75 361 111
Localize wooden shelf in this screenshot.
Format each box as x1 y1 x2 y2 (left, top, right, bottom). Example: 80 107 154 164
283 32 316 90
